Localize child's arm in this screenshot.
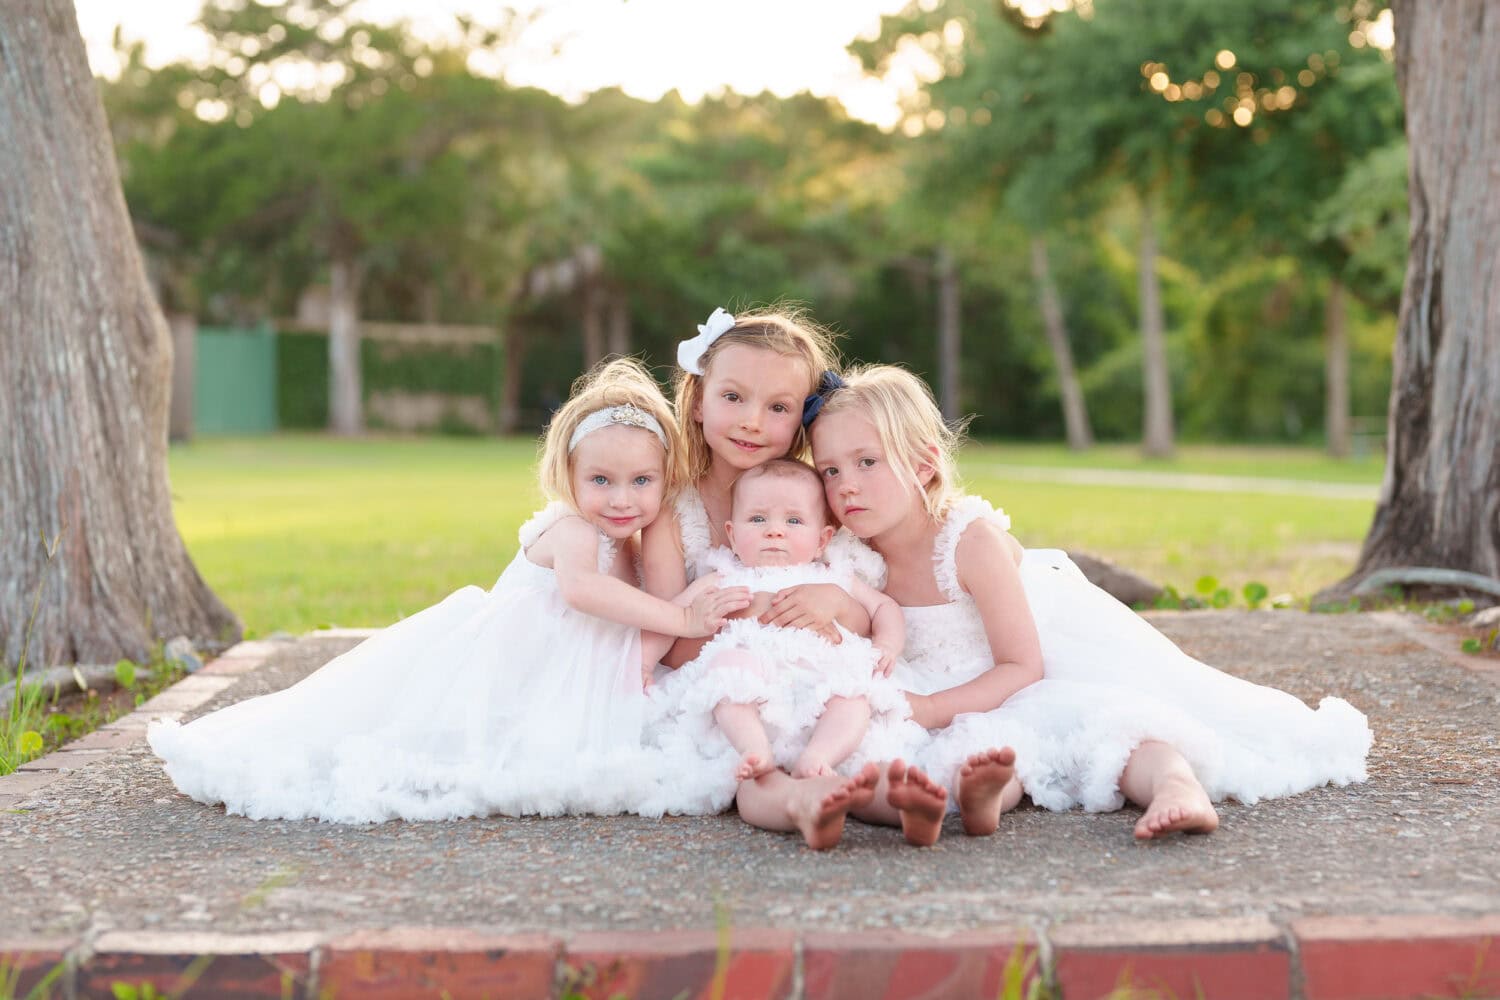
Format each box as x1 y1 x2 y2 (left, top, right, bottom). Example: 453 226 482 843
905 521 1043 730
640 511 716 668
551 517 749 637
639 574 724 671
759 584 871 639
847 577 904 676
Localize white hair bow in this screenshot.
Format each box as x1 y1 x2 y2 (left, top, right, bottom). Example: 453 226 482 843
676 307 737 375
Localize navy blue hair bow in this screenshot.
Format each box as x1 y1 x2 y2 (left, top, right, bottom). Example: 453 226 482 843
801 370 847 428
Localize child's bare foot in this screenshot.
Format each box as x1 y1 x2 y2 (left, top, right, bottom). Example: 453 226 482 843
786 763 880 850
886 759 947 847
735 753 775 781
956 746 1017 837
1134 774 1219 840
790 754 835 779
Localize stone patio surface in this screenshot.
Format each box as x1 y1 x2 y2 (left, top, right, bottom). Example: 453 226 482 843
2 610 1497 999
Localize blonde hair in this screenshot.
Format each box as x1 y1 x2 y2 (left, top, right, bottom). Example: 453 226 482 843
674 305 838 481
816 364 969 520
539 358 683 510
730 458 831 526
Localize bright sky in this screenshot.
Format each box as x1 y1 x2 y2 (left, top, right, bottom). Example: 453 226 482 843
72 0 938 129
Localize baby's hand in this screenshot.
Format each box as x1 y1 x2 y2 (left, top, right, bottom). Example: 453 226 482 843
873 642 899 677
761 584 845 643
683 586 752 637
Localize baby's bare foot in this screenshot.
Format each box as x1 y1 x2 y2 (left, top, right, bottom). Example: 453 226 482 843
886 759 947 847
790 754 835 779
956 746 1018 837
1134 773 1219 841
735 753 775 782
788 763 880 850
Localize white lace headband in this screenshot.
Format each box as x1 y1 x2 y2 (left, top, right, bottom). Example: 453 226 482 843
677 307 736 375
567 404 670 453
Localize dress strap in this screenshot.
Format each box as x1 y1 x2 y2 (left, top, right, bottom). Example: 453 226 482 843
517 501 575 549
824 529 887 590
675 484 713 581
933 496 1013 602
518 501 616 572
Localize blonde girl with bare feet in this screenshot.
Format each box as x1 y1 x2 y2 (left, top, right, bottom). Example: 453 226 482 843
808 366 1373 842
151 359 749 823
641 307 892 848
650 459 907 786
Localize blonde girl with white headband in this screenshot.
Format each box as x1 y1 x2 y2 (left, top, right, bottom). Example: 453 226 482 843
151 358 750 823
641 307 900 849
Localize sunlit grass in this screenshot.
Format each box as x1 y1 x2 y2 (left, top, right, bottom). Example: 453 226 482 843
170 435 1378 634
966 440 1386 483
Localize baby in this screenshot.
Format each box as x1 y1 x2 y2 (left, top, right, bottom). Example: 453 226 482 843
658 459 906 781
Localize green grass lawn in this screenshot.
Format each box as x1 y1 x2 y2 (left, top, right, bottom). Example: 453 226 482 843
169 435 1380 635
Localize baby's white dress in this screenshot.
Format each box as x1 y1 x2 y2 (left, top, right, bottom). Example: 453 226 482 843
149 503 730 822
646 547 909 771
872 496 1373 812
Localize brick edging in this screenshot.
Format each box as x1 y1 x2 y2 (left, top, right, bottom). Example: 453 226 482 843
3 916 1497 999
0 638 293 809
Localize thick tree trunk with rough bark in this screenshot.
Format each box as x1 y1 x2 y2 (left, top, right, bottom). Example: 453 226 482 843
0 2 240 666
327 254 364 435
1320 0 1500 601
1324 276 1351 459
1138 194 1174 458
1030 235 1093 451
935 245 961 421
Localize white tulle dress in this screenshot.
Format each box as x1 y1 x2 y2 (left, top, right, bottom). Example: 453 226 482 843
868 496 1373 813
149 503 733 822
646 547 909 771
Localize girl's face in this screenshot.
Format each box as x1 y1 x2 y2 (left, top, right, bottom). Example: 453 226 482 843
810 408 926 541
568 424 668 540
694 344 809 473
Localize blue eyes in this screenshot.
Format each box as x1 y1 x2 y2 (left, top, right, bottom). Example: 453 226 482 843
634 476 652 486
591 475 654 487
592 475 608 485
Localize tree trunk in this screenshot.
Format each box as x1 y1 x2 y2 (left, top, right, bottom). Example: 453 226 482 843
581 281 606 369
0 2 240 666
1138 194 1174 458
1319 0 1500 600
1324 275 1352 459
607 293 631 357
935 245 961 421
327 253 364 435
1030 235 1093 451
498 326 526 434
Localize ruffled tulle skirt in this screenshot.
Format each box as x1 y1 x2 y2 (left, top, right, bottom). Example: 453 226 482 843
880 550 1372 812
150 558 738 822
646 620 909 773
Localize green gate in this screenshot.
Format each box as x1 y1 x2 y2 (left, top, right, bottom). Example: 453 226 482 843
194 324 278 434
